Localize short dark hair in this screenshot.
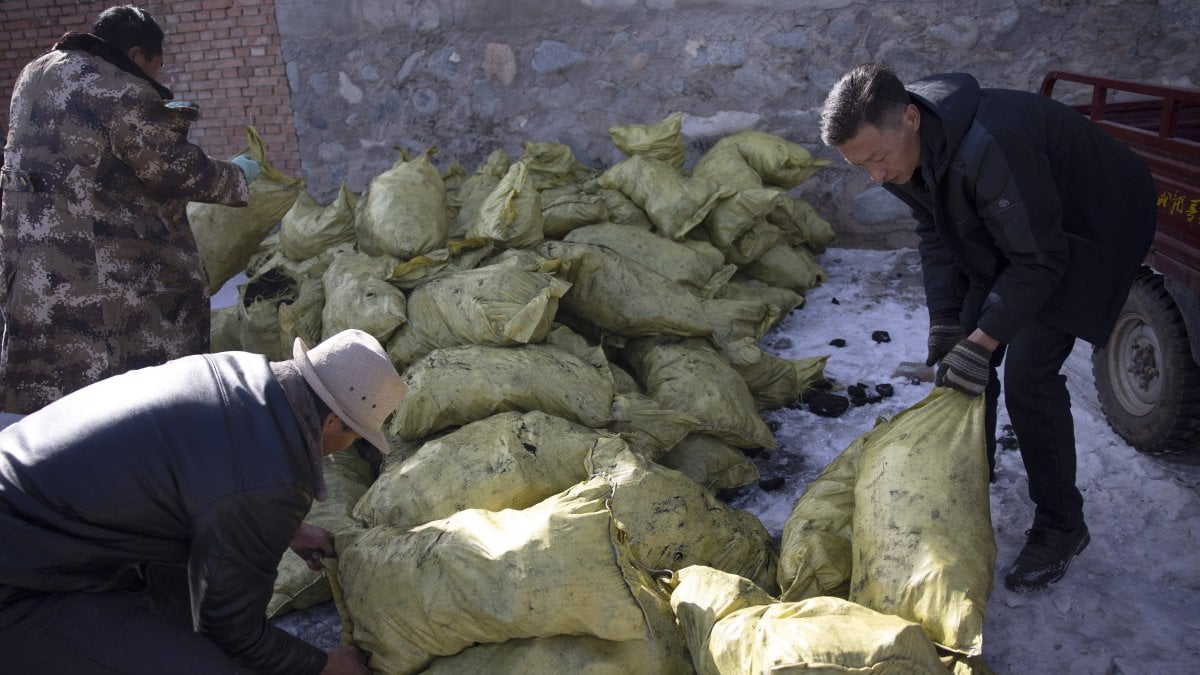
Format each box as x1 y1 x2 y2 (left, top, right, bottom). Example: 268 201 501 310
820 63 911 146
92 5 164 59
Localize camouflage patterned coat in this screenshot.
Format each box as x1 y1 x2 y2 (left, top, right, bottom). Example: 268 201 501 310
0 32 249 413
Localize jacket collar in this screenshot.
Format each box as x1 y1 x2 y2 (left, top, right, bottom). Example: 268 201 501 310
53 31 174 101
269 360 329 501
906 73 980 182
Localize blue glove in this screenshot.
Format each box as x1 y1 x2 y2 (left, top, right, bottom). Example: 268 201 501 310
231 154 261 184
165 100 196 109
935 338 993 396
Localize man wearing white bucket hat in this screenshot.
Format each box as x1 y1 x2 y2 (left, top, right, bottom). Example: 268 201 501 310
0 329 405 675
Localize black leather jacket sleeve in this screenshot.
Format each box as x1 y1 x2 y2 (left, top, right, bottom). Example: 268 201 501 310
190 485 326 675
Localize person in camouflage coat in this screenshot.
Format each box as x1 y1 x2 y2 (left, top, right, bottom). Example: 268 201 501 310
0 6 253 414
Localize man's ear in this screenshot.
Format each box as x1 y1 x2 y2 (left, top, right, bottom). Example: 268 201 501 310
904 103 921 131
125 46 144 62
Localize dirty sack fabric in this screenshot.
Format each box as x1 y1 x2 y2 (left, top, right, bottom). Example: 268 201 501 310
541 240 714 338
333 476 654 675
564 222 735 296
279 184 357 262
657 433 760 493
738 242 827 293
598 155 727 241
777 388 994 657
355 150 447 260
403 263 570 348
623 337 775 450
466 158 544 250
608 111 686 170
590 444 780 594
320 251 407 343
389 343 615 440
189 126 304 294
353 411 608 529
849 387 994 656
722 338 829 409
669 566 949 675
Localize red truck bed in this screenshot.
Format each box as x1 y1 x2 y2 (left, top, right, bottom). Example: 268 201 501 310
1040 71 1200 293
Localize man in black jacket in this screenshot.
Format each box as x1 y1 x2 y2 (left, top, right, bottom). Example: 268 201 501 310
0 329 406 674
820 64 1156 592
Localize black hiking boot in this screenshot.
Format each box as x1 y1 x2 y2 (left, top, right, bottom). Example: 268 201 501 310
1003 521 1090 592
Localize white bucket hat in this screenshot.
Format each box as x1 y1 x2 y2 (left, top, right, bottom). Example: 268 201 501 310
293 329 406 454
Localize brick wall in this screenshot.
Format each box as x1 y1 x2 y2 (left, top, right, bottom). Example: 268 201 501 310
0 0 300 177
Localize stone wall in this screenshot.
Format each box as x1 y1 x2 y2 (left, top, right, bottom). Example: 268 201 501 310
274 0 1199 248
3 1 1197 247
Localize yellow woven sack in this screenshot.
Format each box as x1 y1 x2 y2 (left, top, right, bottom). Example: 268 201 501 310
670 566 949 675
850 388 994 656
335 477 654 674
353 411 608 528
389 343 615 440
189 126 304 294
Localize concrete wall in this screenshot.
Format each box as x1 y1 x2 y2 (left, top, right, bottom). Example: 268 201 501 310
274 0 1199 248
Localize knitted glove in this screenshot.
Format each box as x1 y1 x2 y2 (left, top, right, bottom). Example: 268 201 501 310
935 338 992 396
925 311 965 367
231 154 262 184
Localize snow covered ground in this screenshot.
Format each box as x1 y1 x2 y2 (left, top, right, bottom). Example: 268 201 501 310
728 247 1200 675
271 246 1200 674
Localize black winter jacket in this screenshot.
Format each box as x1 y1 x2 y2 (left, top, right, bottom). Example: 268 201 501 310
886 73 1156 345
0 352 326 675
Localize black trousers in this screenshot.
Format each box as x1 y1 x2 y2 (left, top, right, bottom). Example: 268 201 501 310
981 316 1083 532
0 565 244 674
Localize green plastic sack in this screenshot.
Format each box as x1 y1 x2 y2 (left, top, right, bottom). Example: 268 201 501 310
623 337 775 450
279 184 358 261
703 298 778 347
209 305 241 353
768 193 836 252
670 566 949 675
608 111 685 170
355 150 447 260
235 270 296 361
353 411 608 528
449 149 510 239
320 251 407 343
268 452 374 618
335 477 657 674
189 126 304 294
390 343 615 440
598 155 727 241
541 240 714 338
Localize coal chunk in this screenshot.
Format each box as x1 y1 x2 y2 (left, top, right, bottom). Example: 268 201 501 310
871 330 891 343
759 476 786 492
829 338 847 348
806 391 850 418
875 383 895 398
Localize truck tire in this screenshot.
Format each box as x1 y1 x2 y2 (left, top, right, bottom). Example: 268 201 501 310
1092 269 1200 454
